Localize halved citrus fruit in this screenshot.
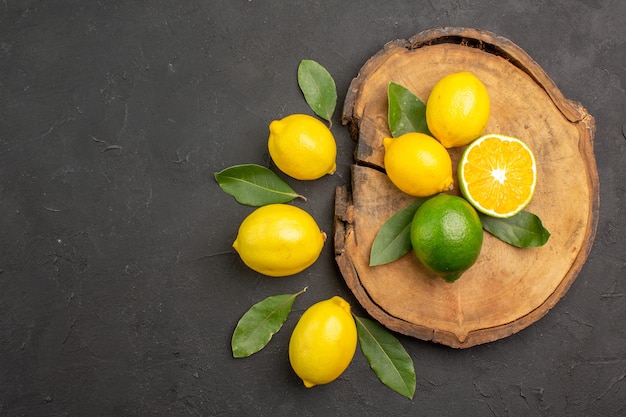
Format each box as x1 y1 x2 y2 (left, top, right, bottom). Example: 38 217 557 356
458 134 537 218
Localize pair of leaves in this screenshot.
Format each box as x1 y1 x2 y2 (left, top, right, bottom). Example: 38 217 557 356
370 198 551 267
374 81 435 265
232 290 416 399
214 164 304 207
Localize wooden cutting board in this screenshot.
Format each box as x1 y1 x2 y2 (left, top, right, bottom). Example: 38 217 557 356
334 27 599 348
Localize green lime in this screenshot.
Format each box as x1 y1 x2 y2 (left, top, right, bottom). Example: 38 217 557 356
410 193 483 282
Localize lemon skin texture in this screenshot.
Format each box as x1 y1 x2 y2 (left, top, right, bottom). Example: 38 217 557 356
268 114 337 180
232 204 326 277
410 194 483 282
426 71 490 148
289 296 357 388
383 132 453 197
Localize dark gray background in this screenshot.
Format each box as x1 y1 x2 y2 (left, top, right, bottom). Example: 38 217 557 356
1 1 624 416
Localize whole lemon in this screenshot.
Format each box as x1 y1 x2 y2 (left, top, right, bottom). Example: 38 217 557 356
383 132 453 197
426 71 490 148
232 204 326 277
268 114 337 180
410 193 483 282
289 296 357 388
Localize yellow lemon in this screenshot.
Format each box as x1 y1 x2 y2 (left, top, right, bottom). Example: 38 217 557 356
232 204 326 277
268 114 337 180
383 132 453 197
426 71 490 148
289 296 357 388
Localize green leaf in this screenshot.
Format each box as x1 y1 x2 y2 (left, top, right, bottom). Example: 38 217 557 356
232 288 307 358
388 82 431 137
354 315 416 399
215 164 304 206
370 198 429 266
480 210 551 248
298 59 337 124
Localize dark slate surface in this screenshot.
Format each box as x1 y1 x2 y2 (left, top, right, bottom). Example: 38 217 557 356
1 1 624 416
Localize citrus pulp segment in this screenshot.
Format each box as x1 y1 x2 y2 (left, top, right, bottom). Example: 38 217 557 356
458 134 537 218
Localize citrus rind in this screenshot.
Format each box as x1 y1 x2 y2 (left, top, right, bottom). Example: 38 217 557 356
383 132 454 197
232 204 326 277
268 114 337 180
426 71 491 148
288 296 357 388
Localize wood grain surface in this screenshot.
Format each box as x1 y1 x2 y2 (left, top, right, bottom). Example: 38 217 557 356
335 27 600 348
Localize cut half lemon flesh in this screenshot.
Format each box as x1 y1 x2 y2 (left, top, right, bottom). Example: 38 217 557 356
458 134 537 218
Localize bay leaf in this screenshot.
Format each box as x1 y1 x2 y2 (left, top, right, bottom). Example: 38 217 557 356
370 198 428 266
480 210 550 248
214 164 304 206
232 288 307 358
354 315 416 399
298 59 337 124
388 81 431 137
